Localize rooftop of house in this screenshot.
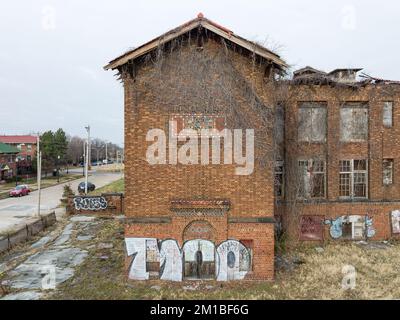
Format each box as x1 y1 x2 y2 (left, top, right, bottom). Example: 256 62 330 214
104 13 288 71
0 142 19 154
0 135 37 144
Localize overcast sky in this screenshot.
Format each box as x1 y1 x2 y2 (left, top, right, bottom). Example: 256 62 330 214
1 0 399 146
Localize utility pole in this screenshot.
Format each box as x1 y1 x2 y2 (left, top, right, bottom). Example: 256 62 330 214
82 139 85 176
37 134 42 217
105 141 108 165
84 125 90 194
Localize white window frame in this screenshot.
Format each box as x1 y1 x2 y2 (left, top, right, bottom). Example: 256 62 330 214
339 159 368 199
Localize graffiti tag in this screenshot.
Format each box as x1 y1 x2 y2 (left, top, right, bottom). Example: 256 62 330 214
73 197 108 211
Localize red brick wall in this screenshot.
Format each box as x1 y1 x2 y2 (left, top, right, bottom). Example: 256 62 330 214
278 84 400 243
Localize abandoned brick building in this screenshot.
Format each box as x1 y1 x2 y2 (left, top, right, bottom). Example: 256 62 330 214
105 14 400 281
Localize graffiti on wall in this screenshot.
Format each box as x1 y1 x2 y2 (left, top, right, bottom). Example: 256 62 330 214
125 238 251 282
391 210 400 234
324 215 375 240
73 197 108 211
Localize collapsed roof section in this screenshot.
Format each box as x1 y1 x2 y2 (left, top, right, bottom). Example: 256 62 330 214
104 13 288 72
293 66 400 87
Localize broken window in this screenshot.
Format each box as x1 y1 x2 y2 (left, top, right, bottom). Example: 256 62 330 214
298 103 327 142
383 102 393 128
339 159 368 198
298 159 326 199
383 159 394 185
341 216 367 240
340 104 368 142
274 160 284 198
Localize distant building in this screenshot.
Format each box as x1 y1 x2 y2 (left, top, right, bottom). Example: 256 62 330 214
0 142 19 181
0 135 37 176
0 135 37 162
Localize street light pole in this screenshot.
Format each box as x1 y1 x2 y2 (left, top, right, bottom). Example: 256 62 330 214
57 155 60 183
37 134 42 217
105 141 108 165
15 158 19 187
84 125 90 195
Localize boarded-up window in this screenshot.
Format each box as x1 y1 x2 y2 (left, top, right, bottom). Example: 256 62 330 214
383 102 393 128
340 104 368 142
339 159 368 198
298 159 326 199
298 103 327 142
383 159 394 185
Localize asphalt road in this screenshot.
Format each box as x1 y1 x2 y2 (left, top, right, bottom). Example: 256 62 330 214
0 170 122 235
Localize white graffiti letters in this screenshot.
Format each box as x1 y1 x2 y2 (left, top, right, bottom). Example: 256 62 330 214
160 240 182 282
73 197 108 211
216 240 251 281
125 238 251 282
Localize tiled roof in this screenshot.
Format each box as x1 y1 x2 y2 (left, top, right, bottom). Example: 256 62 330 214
0 135 37 144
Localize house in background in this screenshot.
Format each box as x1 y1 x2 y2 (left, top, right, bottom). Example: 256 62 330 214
0 135 37 175
0 142 19 181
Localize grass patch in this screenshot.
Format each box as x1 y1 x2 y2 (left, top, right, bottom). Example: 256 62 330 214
91 179 124 195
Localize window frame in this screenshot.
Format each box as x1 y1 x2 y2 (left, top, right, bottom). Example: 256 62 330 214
340 103 369 142
297 158 327 200
339 159 368 199
297 102 327 143
383 158 394 186
383 101 394 128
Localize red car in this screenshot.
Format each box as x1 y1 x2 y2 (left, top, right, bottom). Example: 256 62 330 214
9 185 31 197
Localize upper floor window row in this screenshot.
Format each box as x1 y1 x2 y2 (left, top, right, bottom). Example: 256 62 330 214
298 101 395 143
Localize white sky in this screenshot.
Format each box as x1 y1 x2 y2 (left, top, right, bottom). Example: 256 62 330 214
0 0 399 146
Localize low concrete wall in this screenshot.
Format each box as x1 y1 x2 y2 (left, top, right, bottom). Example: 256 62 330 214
66 193 124 216
0 211 57 254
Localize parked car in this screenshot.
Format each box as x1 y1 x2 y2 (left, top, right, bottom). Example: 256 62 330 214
78 182 96 193
9 185 31 197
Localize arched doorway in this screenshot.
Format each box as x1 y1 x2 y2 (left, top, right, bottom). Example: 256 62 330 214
182 239 216 280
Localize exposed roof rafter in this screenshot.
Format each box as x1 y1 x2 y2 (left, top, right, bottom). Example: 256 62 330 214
104 14 287 71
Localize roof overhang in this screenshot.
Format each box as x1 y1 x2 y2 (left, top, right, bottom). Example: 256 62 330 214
104 15 287 71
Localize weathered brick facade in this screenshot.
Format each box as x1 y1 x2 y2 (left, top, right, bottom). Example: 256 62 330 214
278 83 400 243
105 14 400 282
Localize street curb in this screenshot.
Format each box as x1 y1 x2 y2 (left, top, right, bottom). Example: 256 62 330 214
0 212 57 254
